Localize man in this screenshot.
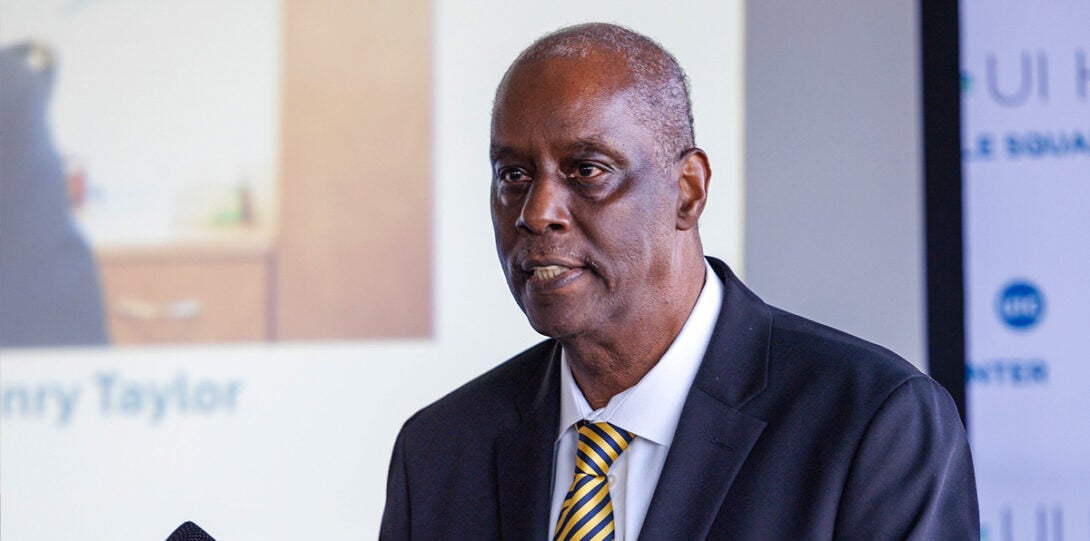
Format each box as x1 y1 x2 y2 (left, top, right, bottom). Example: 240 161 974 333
381 23 978 540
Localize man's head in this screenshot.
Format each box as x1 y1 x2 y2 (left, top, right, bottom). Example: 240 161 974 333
490 23 711 347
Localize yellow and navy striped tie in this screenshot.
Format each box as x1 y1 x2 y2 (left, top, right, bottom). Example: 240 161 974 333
553 420 635 541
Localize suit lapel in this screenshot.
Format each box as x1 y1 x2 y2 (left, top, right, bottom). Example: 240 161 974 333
497 342 562 541
638 391 766 540
638 258 772 540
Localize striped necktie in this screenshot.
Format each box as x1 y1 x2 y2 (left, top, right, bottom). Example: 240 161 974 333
553 421 635 541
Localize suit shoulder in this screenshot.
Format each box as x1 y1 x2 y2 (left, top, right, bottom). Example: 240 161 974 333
753 307 964 456
398 340 555 439
763 306 938 411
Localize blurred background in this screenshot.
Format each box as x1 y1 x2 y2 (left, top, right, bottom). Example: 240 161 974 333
1 0 1085 539
1 0 430 348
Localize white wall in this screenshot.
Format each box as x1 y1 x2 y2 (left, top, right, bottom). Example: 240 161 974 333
0 2 744 539
743 0 927 369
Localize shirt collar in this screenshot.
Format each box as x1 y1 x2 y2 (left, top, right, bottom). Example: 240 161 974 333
557 258 724 446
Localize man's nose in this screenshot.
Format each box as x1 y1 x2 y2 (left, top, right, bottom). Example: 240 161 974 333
516 176 570 234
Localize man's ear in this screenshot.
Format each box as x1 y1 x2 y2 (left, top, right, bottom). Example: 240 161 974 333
676 148 711 231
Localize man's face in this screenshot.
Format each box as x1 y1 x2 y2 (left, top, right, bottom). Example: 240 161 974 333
490 53 683 341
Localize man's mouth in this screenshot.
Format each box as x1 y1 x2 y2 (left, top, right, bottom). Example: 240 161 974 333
516 253 593 291
531 265 570 281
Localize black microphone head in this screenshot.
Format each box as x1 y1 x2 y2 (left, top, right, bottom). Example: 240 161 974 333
165 521 216 541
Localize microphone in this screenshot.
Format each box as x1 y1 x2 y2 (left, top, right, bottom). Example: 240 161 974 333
165 521 217 541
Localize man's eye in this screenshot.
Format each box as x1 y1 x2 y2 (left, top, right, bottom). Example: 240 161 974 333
500 168 530 182
573 163 603 179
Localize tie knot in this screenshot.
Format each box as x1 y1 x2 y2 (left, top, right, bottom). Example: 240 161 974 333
573 421 634 476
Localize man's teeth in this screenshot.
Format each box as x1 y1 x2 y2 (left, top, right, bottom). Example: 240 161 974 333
532 265 569 280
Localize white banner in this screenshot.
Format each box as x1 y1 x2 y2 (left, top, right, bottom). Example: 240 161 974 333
961 1 1090 539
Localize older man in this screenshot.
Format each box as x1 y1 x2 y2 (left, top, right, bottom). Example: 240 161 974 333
381 23 978 540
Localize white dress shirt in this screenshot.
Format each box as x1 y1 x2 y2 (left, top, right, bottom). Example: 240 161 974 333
548 260 723 540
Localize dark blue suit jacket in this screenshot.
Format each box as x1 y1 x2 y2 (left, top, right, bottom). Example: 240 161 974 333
380 258 979 540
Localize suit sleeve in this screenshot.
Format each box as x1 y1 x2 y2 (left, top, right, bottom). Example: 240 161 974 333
379 429 411 541
833 376 980 540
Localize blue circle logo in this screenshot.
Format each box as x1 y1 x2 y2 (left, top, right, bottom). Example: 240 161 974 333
997 281 1045 330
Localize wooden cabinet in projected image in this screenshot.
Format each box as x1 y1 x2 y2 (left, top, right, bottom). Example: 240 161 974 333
96 243 273 343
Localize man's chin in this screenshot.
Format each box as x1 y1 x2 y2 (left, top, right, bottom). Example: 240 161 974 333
524 309 584 340
516 283 609 339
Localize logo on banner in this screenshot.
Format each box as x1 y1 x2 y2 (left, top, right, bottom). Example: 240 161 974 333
967 358 1048 386
997 280 1045 330
962 49 1090 107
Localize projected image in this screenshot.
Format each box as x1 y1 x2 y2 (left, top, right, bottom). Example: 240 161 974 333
0 0 432 347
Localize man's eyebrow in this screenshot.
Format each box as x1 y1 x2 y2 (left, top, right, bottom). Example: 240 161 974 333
490 144 517 162
567 136 628 164
489 136 629 163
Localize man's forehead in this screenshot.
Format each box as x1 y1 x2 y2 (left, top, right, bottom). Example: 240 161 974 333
488 45 656 158
493 55 637 130
491 86 636 144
